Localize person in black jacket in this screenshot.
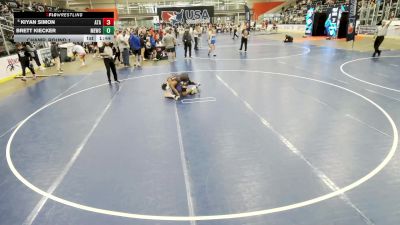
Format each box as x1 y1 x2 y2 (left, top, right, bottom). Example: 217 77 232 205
239 28 249 52
16 43 36 81
372 19 394 57
232 25 239 39
51 42 63 74
193 25 200 50
100 42 120 84
182 27 193 58
174 26 179 39
112 44 121 64
25 42 44 70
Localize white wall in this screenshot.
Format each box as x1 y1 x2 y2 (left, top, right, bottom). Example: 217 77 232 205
0 54 24 80
277 24 306 32
387 20 400 38
0 43 75 81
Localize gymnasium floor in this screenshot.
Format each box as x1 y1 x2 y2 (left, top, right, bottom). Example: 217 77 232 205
0 34 399 225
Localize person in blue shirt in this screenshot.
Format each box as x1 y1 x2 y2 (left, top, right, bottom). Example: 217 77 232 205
146 31 158 60
129 30 142 67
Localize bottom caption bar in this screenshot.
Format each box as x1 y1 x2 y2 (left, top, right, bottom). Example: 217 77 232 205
14 35 114 42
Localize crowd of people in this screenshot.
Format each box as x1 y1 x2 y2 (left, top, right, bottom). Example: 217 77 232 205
110 25 193 66
0 0 74 15
102 22 252 65
12 22 253 84
278 0 399 25
0 3 12 15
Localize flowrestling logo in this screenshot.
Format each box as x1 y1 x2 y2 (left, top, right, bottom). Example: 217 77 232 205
157 6 214 25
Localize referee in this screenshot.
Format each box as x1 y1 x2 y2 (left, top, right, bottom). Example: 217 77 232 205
101 42 120 84
373 18 393 57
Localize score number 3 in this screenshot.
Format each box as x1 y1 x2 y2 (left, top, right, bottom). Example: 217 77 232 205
103 18 114 26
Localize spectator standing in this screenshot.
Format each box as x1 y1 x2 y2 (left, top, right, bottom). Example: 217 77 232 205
119 30 130 67
50 42 63 74
129 30 142 67
16 43 36 81
193 25 200 50
182 27 193 58
25 42 45 70
100 42 119 84
162 29 176 62
113 45 121 64
233 25 239 39
239 28 249 52
140 30 146 61
149 33 158 60
174 26 179 39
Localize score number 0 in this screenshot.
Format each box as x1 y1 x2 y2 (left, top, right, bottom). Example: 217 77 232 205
103 26 115 34
102 18 115 35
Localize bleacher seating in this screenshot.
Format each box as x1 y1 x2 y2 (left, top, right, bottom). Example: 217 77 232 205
0 0 75 56
278 0 398 25
279 0 347 24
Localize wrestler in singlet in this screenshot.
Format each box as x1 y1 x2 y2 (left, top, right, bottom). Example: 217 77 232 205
167 73 195 96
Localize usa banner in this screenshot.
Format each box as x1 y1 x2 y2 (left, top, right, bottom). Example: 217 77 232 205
157 6 214 25
346 0 357 41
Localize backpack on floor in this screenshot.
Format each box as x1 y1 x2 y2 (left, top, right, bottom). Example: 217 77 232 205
43 57 52 67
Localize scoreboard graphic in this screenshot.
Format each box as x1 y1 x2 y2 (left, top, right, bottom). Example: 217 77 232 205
14 12 115 42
